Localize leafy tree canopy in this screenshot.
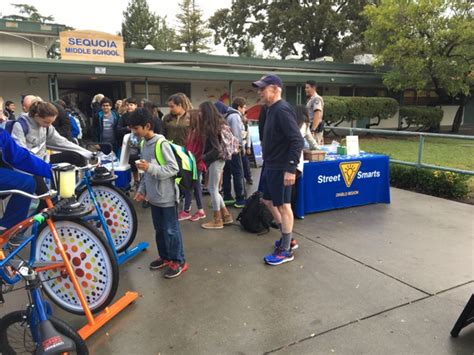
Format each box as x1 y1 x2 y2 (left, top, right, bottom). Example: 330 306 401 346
121 0 178 51
209 0 373 60
3 3 54 23
176 0 212 53
363 0 473 131
363 0 473 97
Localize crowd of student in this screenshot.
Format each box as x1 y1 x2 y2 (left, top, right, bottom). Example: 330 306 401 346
0 75 324 279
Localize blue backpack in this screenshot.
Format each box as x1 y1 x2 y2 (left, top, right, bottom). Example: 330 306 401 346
69 113 80 138
5 116 29 136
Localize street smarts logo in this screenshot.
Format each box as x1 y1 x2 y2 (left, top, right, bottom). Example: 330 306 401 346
339 161 361 188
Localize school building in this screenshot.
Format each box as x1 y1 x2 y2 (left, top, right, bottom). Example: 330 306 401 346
0 18 472 128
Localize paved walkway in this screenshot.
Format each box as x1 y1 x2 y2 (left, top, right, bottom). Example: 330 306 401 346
2 183 473 354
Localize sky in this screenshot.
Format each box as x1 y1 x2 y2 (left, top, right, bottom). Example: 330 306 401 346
1 0 233 54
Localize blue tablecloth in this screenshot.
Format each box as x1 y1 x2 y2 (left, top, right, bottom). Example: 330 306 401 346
295 153 390 218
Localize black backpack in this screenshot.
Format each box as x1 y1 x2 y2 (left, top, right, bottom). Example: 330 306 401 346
237 191 274 234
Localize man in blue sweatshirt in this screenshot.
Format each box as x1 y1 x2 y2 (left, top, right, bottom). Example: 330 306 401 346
252 75 304 265
0 128 52 238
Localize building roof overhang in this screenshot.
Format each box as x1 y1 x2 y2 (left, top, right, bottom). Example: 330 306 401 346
0 57 384 86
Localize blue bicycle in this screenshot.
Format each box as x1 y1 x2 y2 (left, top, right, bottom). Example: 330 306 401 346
0 190 88 354
76 163 138 254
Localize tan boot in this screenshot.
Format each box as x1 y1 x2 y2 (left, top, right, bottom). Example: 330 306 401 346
201 211 224 229
222 210 233 225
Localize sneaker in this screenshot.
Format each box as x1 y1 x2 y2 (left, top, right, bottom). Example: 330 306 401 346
201 218 224 229
190 210 206 222
149 258 170 270
164 261 188 279
274 238 299 251
178 211 191 221
224 198 236 206
234 200 246 208
264 248 294 266
223 214 233 225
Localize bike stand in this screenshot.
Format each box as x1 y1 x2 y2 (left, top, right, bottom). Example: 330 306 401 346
44 203 138 341
117 241 149 265
77 291 138 340
450 294 474 337
84 183 149 266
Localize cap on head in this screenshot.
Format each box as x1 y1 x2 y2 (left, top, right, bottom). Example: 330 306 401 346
252 74 283 89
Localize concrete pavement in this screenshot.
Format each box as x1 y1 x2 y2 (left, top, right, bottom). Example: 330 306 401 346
2 181 473 354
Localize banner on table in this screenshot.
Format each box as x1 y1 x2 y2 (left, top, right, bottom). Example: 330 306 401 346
296 154 390 217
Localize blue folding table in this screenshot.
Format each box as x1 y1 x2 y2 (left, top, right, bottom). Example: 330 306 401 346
295 153 391 218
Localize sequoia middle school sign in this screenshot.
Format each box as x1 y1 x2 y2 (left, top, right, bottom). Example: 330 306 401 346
60 30 124 63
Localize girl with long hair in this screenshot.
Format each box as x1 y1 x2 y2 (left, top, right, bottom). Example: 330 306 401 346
179 109 207 222
199 101 233 229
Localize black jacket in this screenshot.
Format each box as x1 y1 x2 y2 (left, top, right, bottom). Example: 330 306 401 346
261 100 304 173
52 104 73 141
202 131 222 167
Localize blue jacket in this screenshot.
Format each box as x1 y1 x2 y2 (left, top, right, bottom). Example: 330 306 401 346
0 128 52 179
261 100 304 173
96 110 119 143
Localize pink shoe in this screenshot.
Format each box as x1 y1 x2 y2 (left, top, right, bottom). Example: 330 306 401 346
190 210 206 222
178 211 191 221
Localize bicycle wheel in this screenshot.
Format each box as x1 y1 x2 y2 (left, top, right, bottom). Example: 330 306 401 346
35 219 119 315
77 184 137 253
0 310 88 354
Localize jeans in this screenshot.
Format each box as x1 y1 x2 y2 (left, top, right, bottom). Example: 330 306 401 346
150 204 185 263
223 153 244 201
0 168 36 229
184 171 203 211
208 160 225 211
241 152 252 182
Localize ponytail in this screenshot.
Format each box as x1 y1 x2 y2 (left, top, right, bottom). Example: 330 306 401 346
28 101 58 119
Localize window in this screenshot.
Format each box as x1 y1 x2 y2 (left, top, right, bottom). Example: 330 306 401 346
416 90 439 106
132 82 191 106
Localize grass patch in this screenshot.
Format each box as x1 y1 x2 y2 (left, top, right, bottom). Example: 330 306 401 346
359 136 474 171
359 136 474 201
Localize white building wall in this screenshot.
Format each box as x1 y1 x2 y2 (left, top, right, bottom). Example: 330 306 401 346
0 75 50 109
0 34 49 58
333 105 460 129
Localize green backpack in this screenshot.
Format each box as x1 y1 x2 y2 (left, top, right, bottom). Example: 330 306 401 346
140 137 198 191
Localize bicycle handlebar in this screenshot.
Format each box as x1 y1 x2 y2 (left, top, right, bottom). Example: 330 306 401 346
0 190 58 200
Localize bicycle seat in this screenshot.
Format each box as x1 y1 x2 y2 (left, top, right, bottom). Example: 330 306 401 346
37 319 76 354
90 166 117 183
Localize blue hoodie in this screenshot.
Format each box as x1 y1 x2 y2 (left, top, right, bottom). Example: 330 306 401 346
0 128 52 179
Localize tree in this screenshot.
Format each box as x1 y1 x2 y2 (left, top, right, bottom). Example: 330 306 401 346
121 0 179 51
2 4 65 58
363 0 474 132
121 0 160 49
176 0 212 53
209 0 373 60
3 4 55 23
152 16 180 51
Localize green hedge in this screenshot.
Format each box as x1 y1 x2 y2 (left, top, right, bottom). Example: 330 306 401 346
324 96 398 122
399 106 443 129
390 164 469 199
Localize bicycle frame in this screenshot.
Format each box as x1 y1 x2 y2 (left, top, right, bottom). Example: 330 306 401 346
0 194 137 340
0 218 60 285
77 167 148 265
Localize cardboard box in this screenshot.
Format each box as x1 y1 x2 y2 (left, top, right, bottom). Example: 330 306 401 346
303 149 326 162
